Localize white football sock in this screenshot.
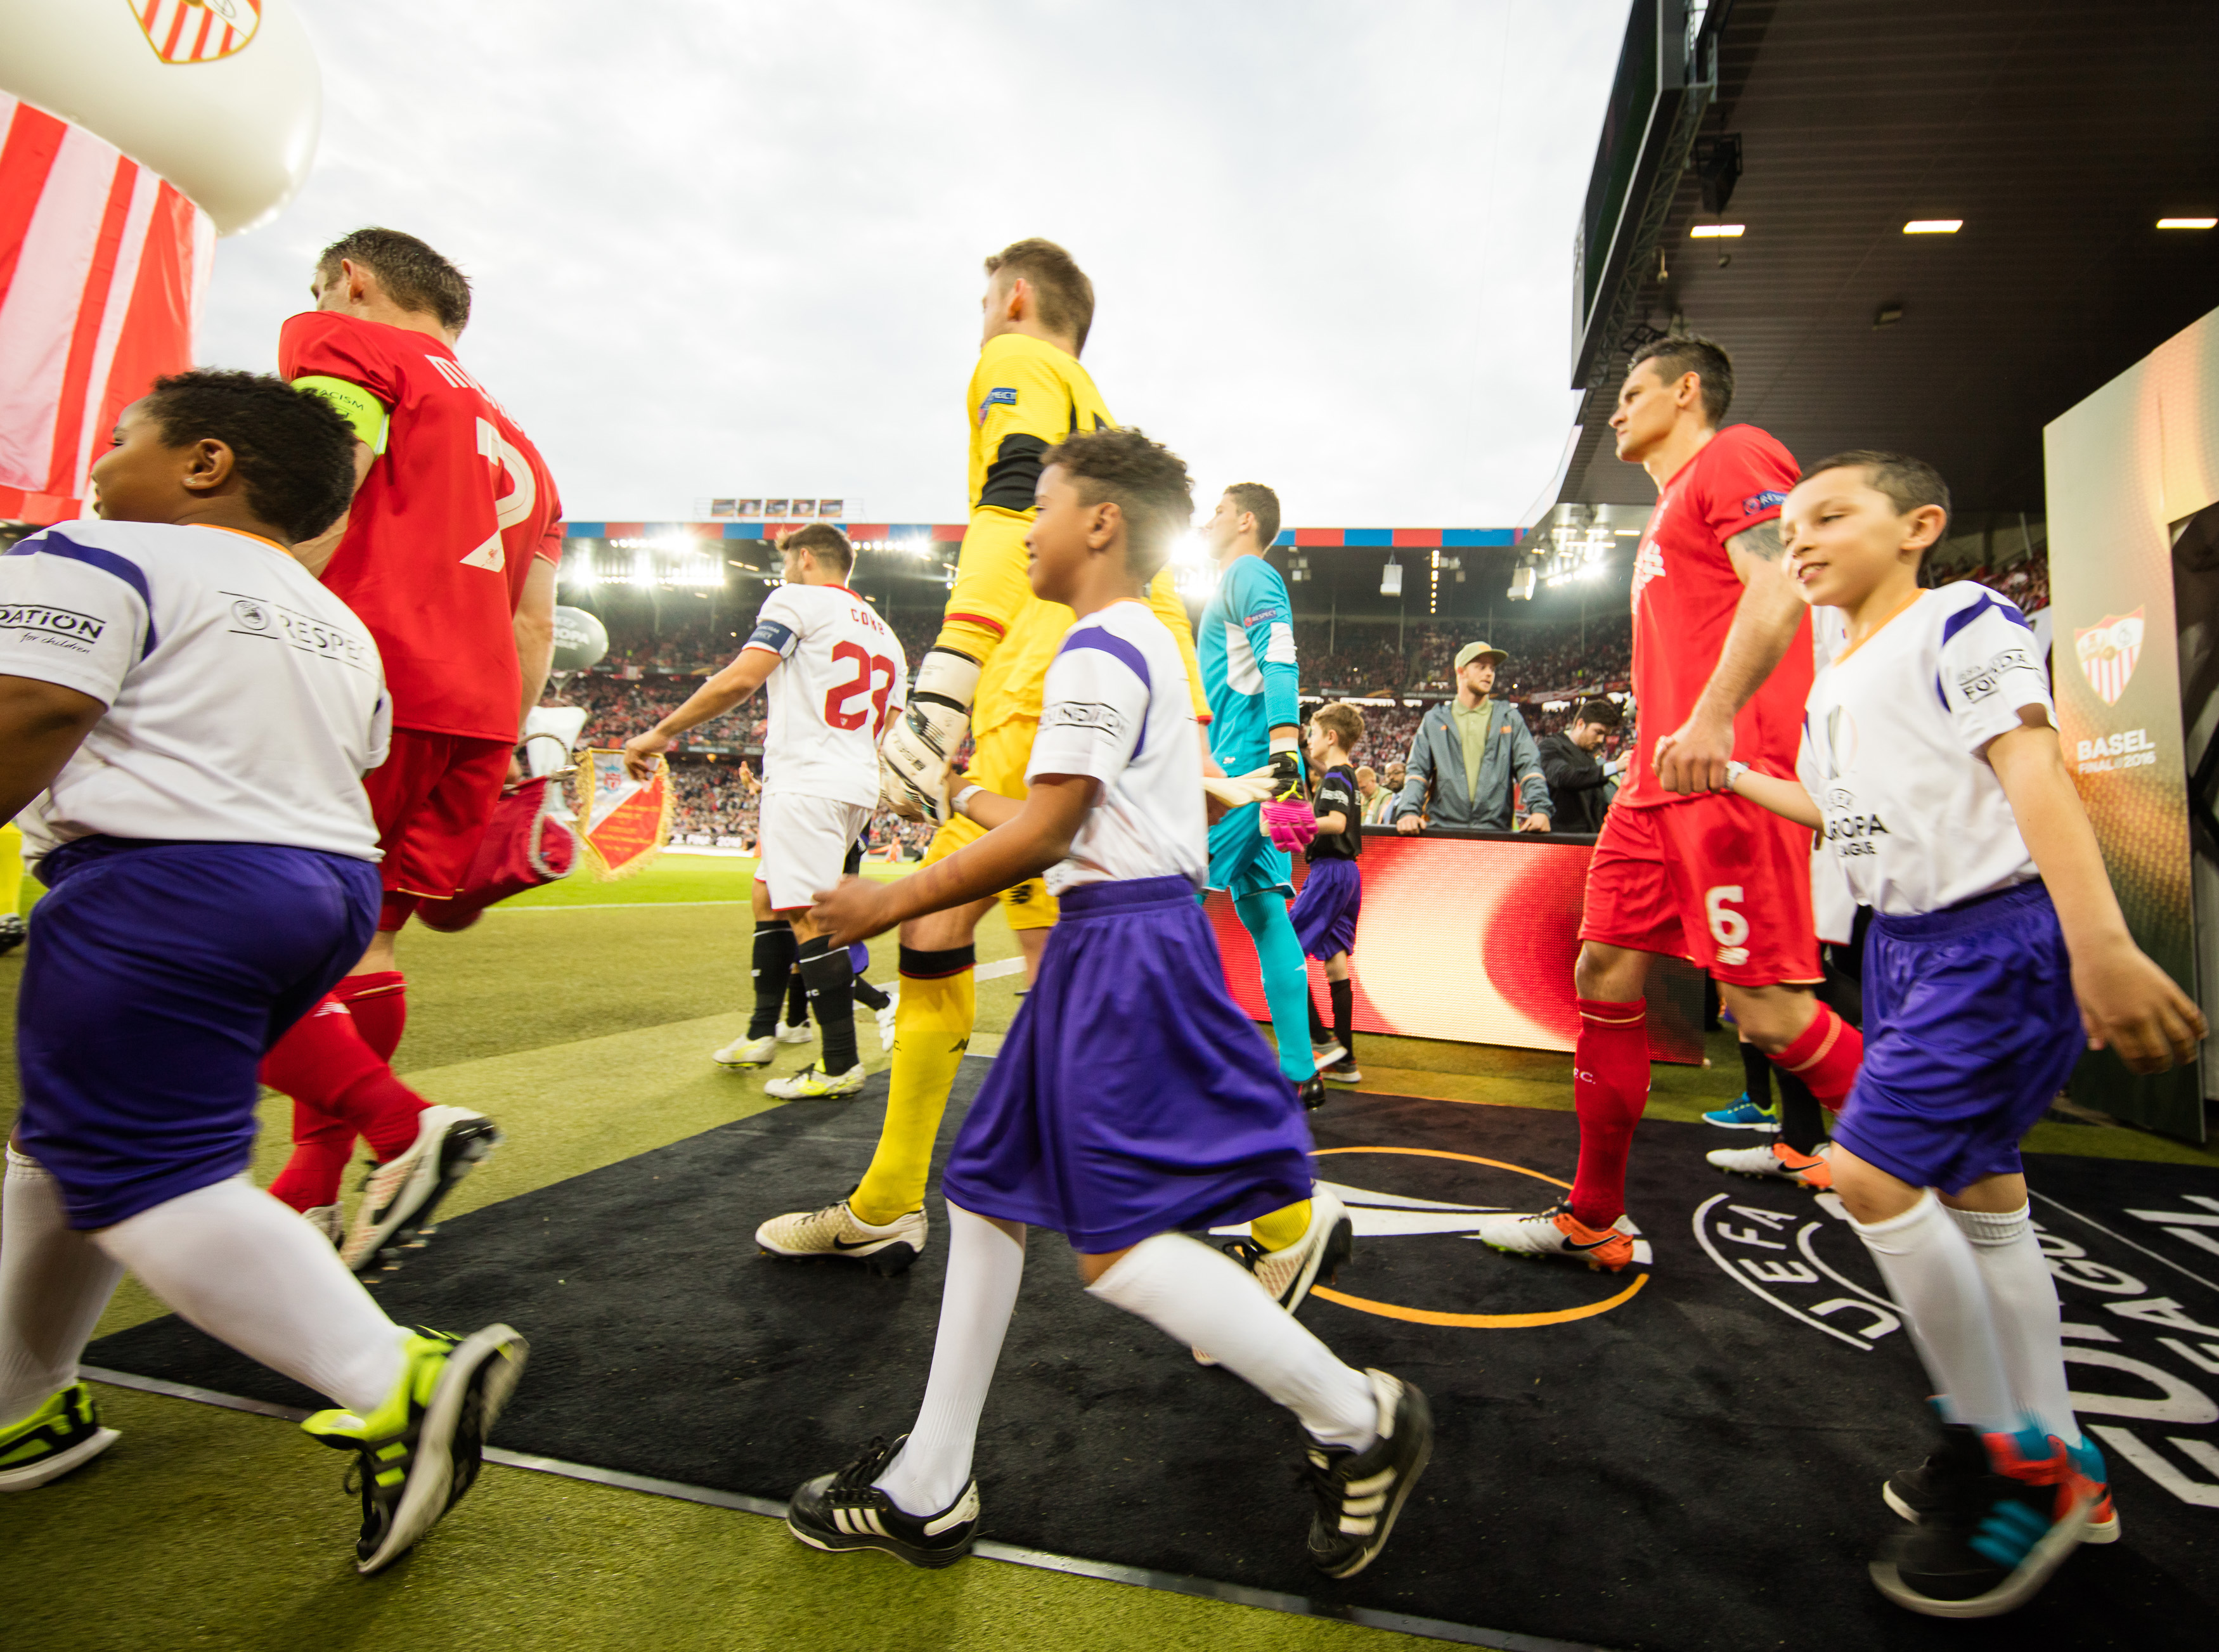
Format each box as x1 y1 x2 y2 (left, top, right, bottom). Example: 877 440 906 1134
1852 1190 2015 1433
874 1204 1025 1516
1948 1202 2083 1447
1089 1232 1379 1451
93 1176 408 1414
0 1148 125 1429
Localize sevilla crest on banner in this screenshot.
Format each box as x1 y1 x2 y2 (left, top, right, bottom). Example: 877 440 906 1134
575 751 673 881
2075 608 2145 707
133 1 262 65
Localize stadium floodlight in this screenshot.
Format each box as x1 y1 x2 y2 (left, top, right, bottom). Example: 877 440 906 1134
1688 224 1744 238
1903 219 1962 235
2158 217 2218 230
1170 531 1217 602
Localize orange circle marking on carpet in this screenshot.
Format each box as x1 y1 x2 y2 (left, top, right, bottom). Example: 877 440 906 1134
1309 1145 1648 1329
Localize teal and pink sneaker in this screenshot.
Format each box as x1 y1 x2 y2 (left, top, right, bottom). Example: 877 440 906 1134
1870 1424 2099 1618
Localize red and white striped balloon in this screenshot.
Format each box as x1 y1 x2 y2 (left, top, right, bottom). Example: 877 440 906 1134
0 93 213 524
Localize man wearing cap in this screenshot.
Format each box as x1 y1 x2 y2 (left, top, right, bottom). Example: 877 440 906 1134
1392 642 1552 834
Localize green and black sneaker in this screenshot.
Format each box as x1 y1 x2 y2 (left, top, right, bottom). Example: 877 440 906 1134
0 1381 120 1490
301 1324 528 1575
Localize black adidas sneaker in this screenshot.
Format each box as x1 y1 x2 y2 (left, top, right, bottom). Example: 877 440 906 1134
1304 1369 1433 1578
786 1435 980 1569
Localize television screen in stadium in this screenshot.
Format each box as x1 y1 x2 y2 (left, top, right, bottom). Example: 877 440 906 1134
1204 833 1706 1062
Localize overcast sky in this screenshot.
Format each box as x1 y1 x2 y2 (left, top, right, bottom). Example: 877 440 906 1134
198 1 1629 527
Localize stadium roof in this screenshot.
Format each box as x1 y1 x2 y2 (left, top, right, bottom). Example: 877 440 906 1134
1555 0 2219 514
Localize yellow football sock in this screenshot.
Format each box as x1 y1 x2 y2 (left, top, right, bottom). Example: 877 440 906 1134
1252 1199 1312 1253
0 822 22 920
850 965 976 1227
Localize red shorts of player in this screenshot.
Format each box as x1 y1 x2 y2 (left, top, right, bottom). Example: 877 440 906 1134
363 729 513 929
1579 792 1821 988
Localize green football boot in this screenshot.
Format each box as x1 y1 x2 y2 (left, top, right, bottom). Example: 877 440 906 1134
301 1325 528 1574
0 1381 120 1490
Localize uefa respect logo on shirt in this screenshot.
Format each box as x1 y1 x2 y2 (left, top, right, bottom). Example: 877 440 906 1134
0 602 105 652
221 591 374 672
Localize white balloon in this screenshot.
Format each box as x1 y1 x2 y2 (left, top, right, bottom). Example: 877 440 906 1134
552 606 611 673
0 0 320 235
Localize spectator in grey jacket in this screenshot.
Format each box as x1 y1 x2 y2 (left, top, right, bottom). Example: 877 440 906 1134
1536 698 1625 835
1394 642 1553 833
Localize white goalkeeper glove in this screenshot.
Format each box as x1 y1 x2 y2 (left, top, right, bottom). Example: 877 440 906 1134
879 647 981 821
1203 767 1278 813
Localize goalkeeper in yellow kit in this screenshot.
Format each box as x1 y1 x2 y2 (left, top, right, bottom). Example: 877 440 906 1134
754 242 1345 1312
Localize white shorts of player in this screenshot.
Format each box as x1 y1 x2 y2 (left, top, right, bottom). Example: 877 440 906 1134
756 792 872 912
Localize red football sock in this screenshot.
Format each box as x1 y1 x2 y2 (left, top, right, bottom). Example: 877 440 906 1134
259 994 429 1166
1568 997 1650 1229
267 1099 358 1211
336 971 408 1063
1774 1002 1865 1111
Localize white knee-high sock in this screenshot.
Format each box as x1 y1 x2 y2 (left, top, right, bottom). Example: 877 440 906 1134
93 1177 408 1414
1853 1190 2015 1434
0 1148 126 1429
1948 1203 2082 1447
1089 1232 1379 1450
874 1204 1025 1516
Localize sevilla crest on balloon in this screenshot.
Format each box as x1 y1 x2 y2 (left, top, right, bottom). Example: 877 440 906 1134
133 1 261 65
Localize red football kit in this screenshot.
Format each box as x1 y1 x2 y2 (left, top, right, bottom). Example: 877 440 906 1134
1579 422 1821 988
280 311 564 903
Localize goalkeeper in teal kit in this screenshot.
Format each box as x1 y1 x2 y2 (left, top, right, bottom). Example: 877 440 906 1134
1198 484 1326 1109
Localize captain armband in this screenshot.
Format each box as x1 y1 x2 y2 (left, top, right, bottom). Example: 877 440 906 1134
292 376 390 455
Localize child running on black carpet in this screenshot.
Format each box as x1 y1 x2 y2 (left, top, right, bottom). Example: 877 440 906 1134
0 373 525 1572
1297 701 1366 1084
794 427 1431 1578
1720 449 2204 1618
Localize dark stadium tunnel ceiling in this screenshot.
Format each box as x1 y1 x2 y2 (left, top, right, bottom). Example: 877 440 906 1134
1560 0 2219 514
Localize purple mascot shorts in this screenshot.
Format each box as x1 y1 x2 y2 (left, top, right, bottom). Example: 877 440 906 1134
1832 881 2084 1194
1289 857 1361 962
940 874 1316 1252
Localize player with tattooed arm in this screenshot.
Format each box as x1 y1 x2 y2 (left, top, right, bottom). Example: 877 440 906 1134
1477 336 1853 1267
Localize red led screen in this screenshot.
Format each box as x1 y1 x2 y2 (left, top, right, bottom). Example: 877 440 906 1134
1202 832 1707 1064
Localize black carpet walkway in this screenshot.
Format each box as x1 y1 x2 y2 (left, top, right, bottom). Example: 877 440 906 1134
93 1066 2219 1650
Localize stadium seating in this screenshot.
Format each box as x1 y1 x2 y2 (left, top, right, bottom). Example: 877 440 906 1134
552 551 2047 823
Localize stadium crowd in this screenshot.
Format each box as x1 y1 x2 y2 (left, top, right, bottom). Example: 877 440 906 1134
555 546 2048 833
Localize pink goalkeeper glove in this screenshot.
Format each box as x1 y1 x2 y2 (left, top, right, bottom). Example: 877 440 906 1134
1262 799 1318 854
